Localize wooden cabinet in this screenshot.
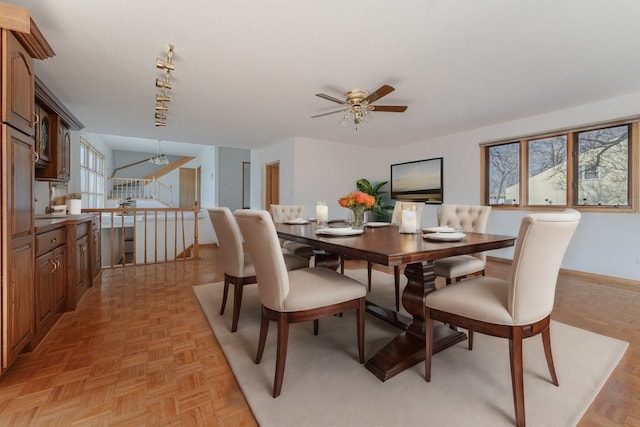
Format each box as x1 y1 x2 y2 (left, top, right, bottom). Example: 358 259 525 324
34 227 66 346
1 5 55 375
2 31 36 370
34 78 82 183
34 102 51 166
75 234 90 304
1 29 34 136
90 217 102 285
66 219 92 310
35 115 66 181
1 125 35 369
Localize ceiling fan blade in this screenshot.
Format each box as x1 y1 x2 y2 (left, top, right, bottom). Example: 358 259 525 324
367 105 407 113
311 109 347 118
316 93 346 105
363 85 395 104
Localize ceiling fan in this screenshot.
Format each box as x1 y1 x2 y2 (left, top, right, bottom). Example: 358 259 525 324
311 84 407 127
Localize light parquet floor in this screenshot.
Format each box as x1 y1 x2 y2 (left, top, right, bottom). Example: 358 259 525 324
0 245 638 426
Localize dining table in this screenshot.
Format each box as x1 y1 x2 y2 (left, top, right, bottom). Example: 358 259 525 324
275 220 516 382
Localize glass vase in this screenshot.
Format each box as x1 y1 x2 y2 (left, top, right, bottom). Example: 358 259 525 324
351 206 366 230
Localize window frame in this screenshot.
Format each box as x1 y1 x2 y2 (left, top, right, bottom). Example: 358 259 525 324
481 119 638 213
80 137 105 209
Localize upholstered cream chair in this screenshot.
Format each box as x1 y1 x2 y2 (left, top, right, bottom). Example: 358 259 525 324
433 204 492 285
269 204 315 259
234 209 366 398
207 208 308 332
424 209 580 427
366 201 424 311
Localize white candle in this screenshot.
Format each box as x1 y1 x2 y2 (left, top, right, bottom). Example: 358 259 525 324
401 208 417 233
316 202 329 225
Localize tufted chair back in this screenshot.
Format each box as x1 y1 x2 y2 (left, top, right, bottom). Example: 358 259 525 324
439 204 491 261
270 205 305 223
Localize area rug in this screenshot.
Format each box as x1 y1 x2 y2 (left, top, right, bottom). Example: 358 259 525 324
193 270 628 427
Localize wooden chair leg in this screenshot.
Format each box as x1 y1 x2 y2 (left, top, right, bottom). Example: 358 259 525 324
542 325 559 386
424 309 433 382
313 319 319 336
468 330 474 350
230 280 244 332
273 314 290 398
220 278 230 315
509 327 525 427
356 299 365 363
340 256 345 274
367 262 373 291
255 309 269 364
393 266 400 311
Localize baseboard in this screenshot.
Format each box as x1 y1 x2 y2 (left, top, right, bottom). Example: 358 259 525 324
487 255 640 292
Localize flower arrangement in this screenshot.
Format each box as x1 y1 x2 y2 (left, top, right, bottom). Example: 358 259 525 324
338 191 376 229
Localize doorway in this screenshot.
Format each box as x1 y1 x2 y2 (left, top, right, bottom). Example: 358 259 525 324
265 161 279 210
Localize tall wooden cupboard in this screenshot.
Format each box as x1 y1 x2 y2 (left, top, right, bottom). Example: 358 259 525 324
1 4 54 373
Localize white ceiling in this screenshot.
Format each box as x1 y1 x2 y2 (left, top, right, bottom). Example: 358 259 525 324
11 0 640 154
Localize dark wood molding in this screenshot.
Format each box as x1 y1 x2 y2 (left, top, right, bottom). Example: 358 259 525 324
35 76 83 130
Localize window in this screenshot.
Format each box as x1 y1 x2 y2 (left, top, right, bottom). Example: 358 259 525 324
80 137 105 208
482 121 638 212
487 143 520 205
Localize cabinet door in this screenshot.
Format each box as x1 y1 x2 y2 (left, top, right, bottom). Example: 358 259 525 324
59 123 70 181
1 30 35 135
4 235 35 368
34 103 51 165
53 246 67 313
90 223 101 284
4 125 34 240
75 235 90 305
35 252 54 334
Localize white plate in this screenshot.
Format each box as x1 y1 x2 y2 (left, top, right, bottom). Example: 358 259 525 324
423 232 466 241
285 219 309 225
316 228 364 236
366 222 391 228
422 226 456 233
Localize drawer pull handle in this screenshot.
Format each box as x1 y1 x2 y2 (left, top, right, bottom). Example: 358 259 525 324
50 237 57 243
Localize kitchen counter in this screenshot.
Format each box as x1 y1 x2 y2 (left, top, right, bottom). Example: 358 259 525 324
35 213 97 233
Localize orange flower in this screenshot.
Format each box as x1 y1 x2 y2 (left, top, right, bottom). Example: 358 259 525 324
337 191 376 209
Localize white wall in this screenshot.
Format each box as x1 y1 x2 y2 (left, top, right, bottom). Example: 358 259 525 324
217 146 250 211
250 92 640 282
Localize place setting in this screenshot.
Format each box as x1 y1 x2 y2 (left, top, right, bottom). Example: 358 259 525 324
422 225 466 242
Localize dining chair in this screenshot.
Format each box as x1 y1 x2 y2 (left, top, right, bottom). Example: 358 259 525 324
366 201 424 311
234 209 366 398
424 209 580 427
433 204 492 285
207 207 308 332
270 204 341 270
269 204 315 259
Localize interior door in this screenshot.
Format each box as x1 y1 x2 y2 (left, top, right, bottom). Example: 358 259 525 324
265 161 279 210
179 167 200 208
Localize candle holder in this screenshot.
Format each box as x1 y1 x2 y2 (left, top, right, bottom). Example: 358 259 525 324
316 202 329 227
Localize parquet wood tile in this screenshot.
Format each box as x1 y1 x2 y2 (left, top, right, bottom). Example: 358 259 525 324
0 245 637 426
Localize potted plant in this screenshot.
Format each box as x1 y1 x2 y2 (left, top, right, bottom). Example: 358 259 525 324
356 178 394 221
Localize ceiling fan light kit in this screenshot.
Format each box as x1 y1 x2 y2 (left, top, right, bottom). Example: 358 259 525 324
154 44 174 127
312 84 407 130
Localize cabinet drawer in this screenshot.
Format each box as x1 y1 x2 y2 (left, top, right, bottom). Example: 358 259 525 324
36 228 66 255
76 221 89 237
